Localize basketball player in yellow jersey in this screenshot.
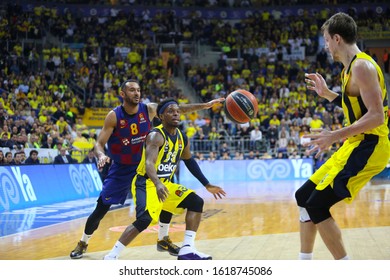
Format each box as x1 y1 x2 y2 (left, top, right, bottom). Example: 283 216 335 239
103 99 226 260
296 12 390 260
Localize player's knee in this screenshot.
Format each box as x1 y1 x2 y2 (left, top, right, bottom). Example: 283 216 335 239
295 188 306 207
189 194 204 213
180 193 204 213
159 210 173 223
295 180 316 207
305 206 331 224
304 184 340 224
299 207 311 223
133 211 152 232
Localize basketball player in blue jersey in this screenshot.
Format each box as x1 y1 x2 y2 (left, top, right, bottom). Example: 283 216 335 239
103 99 226 260
296 12 390 260
70 79 224 259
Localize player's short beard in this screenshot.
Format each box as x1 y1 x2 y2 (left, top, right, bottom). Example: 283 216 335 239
123 94 139 106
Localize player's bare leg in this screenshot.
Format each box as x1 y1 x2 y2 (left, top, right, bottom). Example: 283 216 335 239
317 217 348 260
299 221 317 259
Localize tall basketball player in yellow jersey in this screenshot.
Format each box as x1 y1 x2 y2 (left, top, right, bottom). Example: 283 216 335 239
296 12 390 260
103 99 226 260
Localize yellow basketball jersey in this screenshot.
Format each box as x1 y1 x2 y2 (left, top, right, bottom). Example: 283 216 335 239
136 124 185 182
341 52 389 137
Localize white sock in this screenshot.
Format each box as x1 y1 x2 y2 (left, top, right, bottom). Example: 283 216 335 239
182 230 196 247
299 252 313 260
158 222 170 240
81 233 93 244
107 241 125 258
339 255 350 260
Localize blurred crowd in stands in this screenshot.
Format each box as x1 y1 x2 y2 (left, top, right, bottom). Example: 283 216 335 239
0 1 389 168
23 0 388 8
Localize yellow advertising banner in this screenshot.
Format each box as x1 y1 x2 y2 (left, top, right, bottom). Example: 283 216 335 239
82 108 111 127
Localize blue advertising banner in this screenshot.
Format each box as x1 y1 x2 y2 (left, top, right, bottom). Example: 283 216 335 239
179 159 313 186
0 164 102 212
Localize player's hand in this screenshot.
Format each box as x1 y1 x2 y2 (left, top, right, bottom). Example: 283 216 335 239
204 98 225 109
97 154 110 170
205 184 226 200
305 73 329 98
156 182 169 202
302 128 335 158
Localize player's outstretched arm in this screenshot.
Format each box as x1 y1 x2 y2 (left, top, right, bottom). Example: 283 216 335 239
178 97 225 113
305 72 339 102
204 183 226 200
303 60 386 158
181 137 226 200
147 98 225 120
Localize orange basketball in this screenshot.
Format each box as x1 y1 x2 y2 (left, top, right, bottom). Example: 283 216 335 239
223 89 258 124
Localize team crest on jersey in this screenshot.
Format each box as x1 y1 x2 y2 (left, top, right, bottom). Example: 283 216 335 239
175 190 183 197
139 113 146 123
120 119 128 128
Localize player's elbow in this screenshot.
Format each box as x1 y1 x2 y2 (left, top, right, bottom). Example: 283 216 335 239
378 111 385 124
145 160 154 170
372 111 385 127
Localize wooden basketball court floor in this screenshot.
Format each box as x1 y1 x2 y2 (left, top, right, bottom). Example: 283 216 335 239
1 178 390 260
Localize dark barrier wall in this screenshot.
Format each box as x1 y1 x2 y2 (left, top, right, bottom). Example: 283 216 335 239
0 164 102 212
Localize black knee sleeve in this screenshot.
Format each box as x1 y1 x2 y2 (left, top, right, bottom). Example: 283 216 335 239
159 210 173 223
295 180 316 207
177 192 204 213
305 186 344 224
85 196 111 234
296 181 344 224
305 207 332 224
133 211 153 232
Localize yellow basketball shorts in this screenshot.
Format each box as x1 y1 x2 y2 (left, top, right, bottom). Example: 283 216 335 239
310 134 390 203
131 175 195 224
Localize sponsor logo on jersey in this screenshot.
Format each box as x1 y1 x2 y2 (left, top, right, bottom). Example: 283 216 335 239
157 162 177 173
178 138 183 150
139 113 147 123
131 135 146 145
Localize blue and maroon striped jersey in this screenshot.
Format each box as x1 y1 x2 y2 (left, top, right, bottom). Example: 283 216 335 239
107 103 151 165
